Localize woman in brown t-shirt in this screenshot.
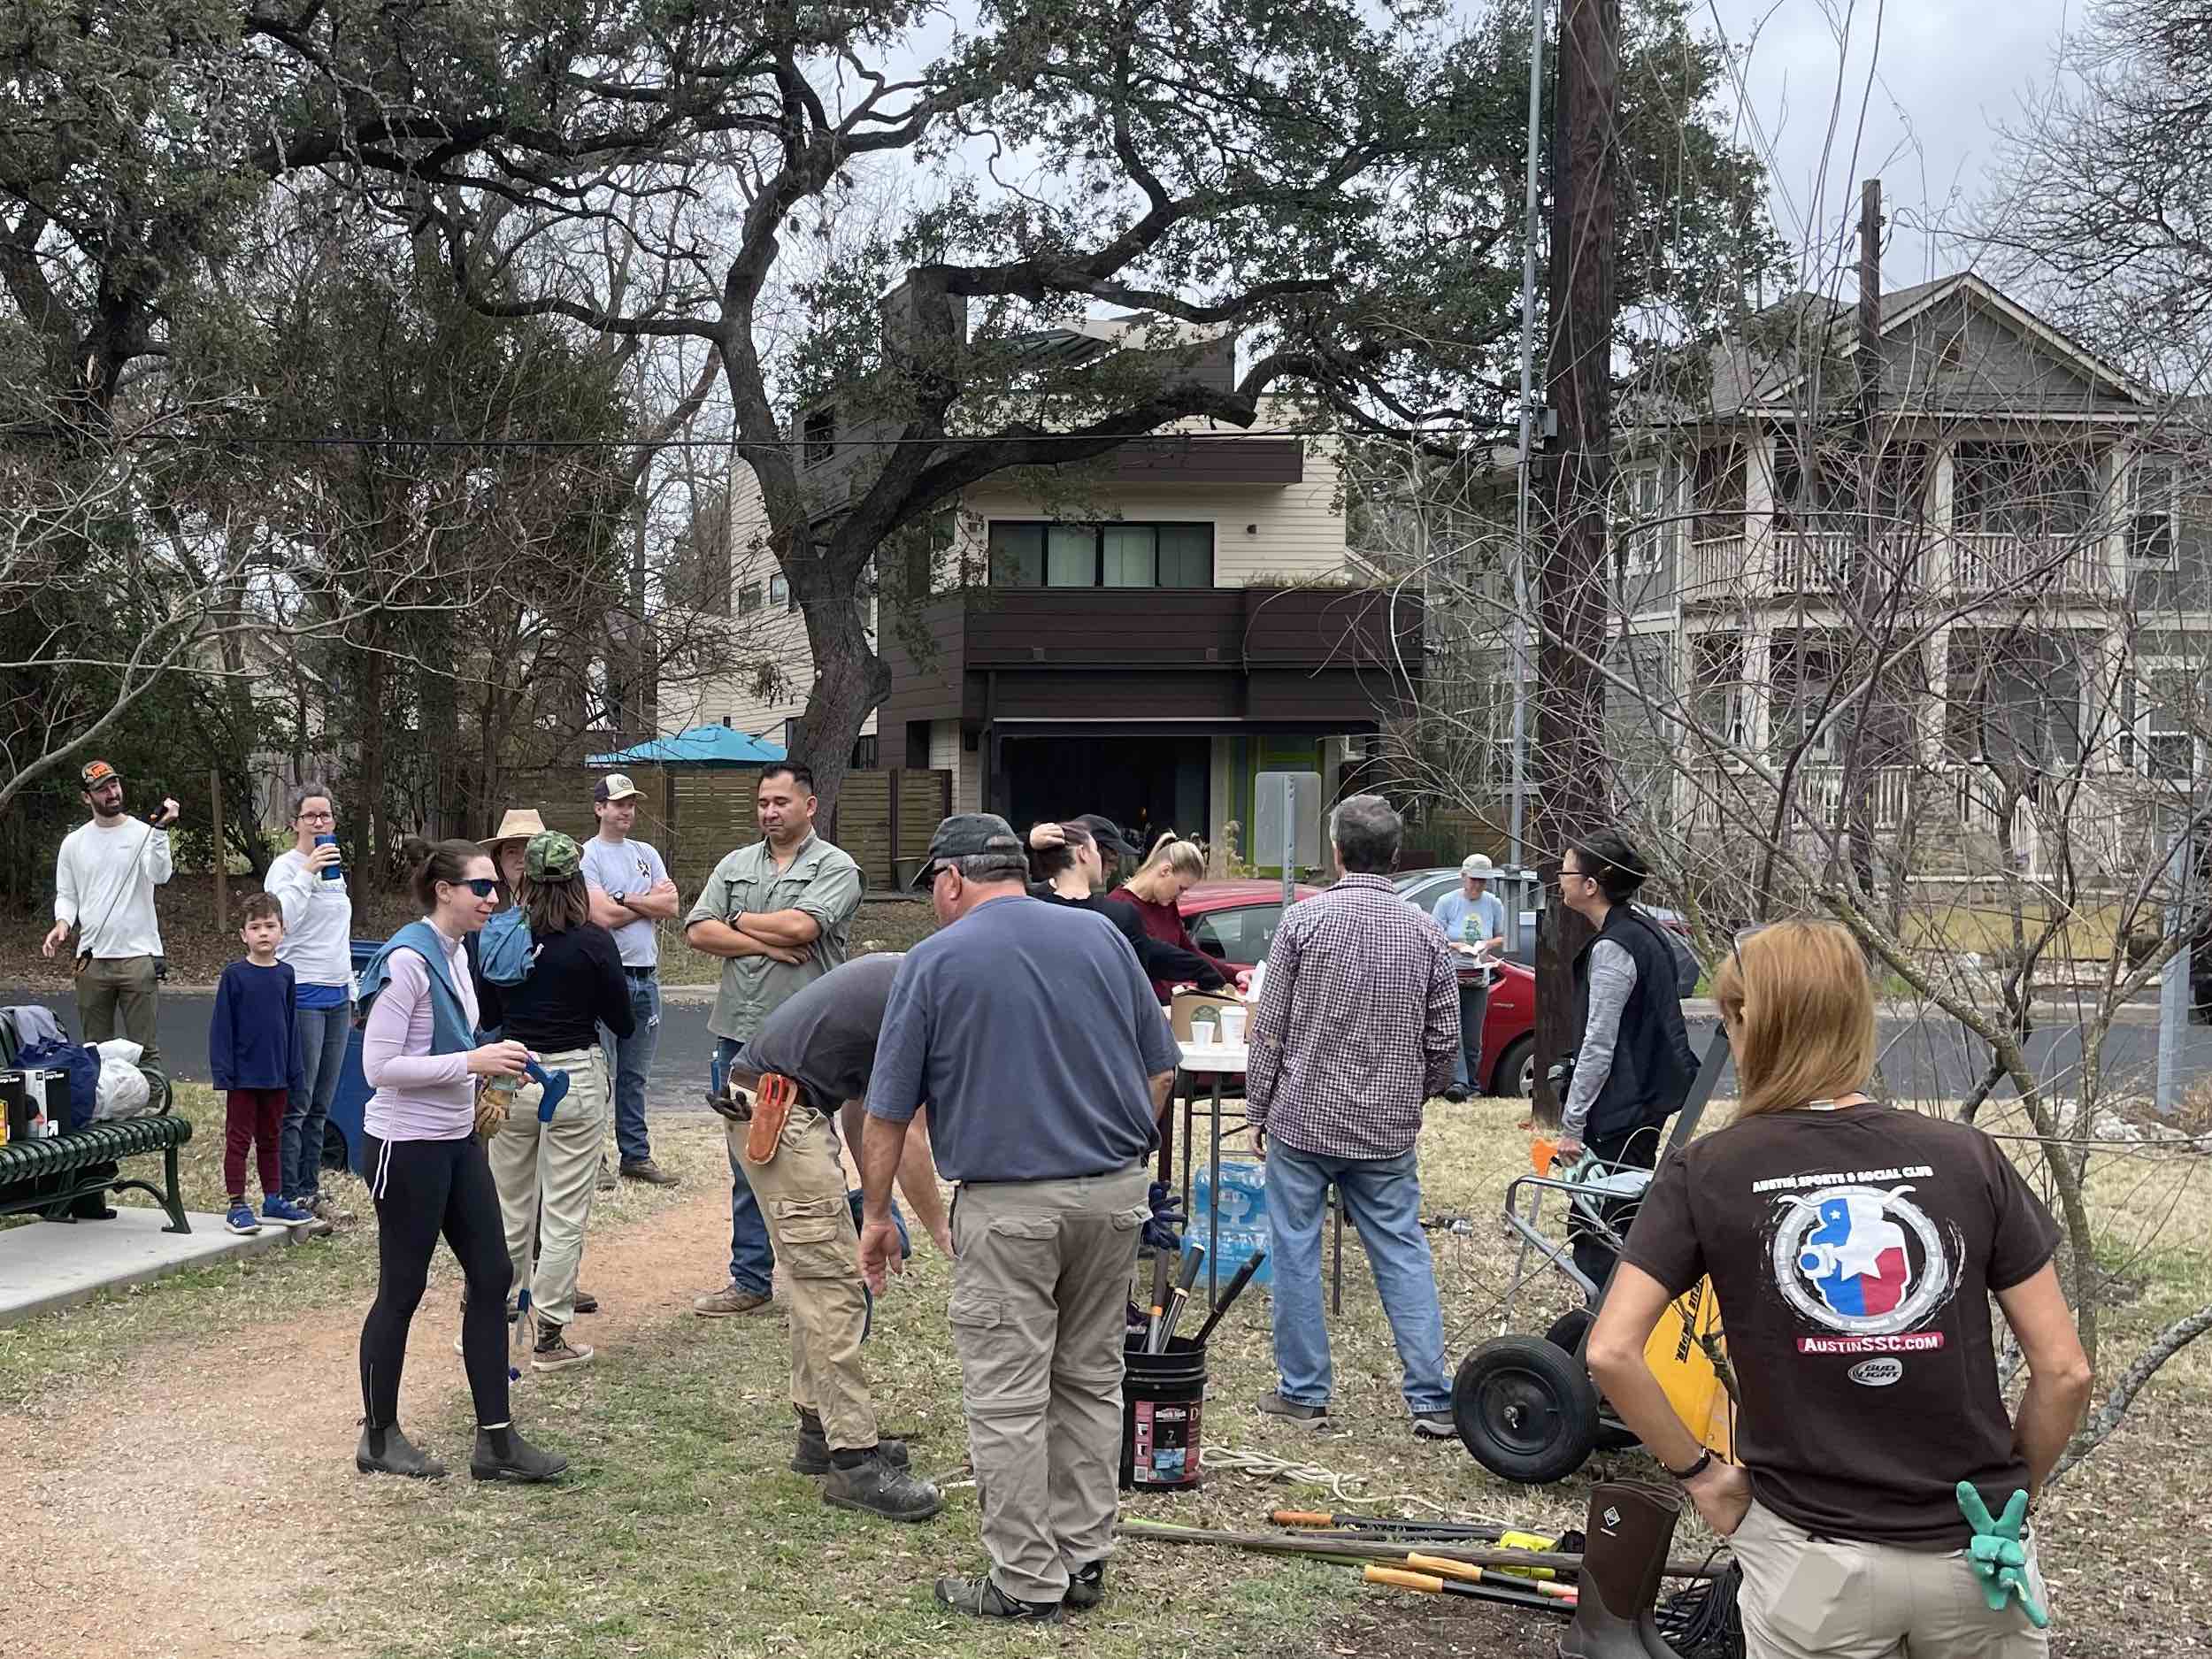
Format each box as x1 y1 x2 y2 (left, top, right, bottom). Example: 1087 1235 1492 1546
1585 919 2092 1659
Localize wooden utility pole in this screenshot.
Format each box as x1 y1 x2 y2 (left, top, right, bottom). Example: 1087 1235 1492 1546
210 768 228 927
1530 0 1621 1126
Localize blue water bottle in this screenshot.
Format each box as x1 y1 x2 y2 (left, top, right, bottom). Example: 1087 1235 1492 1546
316 833 342 881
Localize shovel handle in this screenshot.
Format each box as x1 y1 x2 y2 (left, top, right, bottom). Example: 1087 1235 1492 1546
1364 1567 1444 1594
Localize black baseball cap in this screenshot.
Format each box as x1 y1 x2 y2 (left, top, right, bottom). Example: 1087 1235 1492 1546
1075 813 1145 865
912 813 1025 888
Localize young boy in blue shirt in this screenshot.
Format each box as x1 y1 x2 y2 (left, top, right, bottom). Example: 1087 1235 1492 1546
211 894 315 1233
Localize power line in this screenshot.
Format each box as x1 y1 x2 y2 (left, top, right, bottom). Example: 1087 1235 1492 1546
4 425 1506 452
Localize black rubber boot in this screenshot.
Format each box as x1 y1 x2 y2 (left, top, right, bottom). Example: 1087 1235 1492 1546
356 1423 449 1479
470 1425 569 1483
821 1450 946 1522
1558 1479 1682 1659
790 1408 910 1476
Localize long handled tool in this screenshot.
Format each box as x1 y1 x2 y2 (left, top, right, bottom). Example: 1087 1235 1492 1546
1143 1250 1175 1350
1363 1565 1573 1617
1187 1250 1267 1347
1271 1509 1509 1541
1150 1241 1206 1352
1404 1553 1578 1604
1115 1517 1725 1580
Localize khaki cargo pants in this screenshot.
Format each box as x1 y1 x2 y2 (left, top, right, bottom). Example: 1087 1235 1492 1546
733 1107 879 1450
489 1047 608 1328
1734 1499 2051 1658
950 1165 1149 1605
77 955 162 1079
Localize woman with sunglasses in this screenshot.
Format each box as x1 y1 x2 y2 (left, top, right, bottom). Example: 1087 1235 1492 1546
351 839 568 1483
1586 919 2089 1658
1555 827 1698 1292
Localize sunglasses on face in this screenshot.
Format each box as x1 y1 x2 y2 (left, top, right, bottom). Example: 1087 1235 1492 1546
450 878 500 898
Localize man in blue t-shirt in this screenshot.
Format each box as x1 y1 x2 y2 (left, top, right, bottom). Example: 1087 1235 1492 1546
1429 854 1507 1099
581 773 683 1187
860 814 1179 1624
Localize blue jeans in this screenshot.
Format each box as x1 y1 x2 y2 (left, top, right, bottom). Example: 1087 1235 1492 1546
283 999 352 1201
602 971 662 1165
712 1037 775 1296
1263 1142 1451 1413
1449 981 1490 1092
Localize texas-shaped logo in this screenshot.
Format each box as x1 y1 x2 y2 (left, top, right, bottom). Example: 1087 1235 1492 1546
1796 1193 1911 1317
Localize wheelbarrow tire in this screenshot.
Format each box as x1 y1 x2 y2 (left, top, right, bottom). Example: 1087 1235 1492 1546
1542 1310 1640 1451
1452 1334 1600 1485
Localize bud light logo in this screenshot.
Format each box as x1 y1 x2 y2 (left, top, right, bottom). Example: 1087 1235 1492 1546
1847 1357 1904 1387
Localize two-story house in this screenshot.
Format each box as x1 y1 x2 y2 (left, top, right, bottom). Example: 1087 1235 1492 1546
1596 272 2206 875
674 299 1422 862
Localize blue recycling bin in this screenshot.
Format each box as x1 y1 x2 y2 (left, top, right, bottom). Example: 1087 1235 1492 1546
325 939 386 1178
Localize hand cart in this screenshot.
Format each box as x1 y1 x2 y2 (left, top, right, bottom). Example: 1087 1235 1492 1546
1449 1025 1738 1484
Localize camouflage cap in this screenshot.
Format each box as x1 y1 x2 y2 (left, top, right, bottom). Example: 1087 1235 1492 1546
524 829 583 882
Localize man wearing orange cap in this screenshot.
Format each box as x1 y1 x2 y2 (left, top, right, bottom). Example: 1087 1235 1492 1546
43 760 180 1082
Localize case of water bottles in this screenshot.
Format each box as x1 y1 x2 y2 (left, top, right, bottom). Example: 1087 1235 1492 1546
1188 1158 1271 1290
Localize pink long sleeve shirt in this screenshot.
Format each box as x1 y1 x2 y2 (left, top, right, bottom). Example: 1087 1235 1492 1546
362 924 480 1141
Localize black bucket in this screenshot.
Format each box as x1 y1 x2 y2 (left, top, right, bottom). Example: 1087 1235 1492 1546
1121 1335 1207 1491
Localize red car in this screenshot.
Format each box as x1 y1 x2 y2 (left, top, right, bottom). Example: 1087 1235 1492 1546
1178 879 1538 1097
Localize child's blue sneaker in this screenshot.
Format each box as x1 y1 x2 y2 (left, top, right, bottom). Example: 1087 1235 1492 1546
225 1202 261 1235
261 1194 315 1227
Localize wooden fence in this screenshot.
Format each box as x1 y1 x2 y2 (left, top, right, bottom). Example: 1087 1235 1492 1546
497 766 950 891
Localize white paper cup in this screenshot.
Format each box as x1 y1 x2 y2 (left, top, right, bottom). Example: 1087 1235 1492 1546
1218 1005 1248 1045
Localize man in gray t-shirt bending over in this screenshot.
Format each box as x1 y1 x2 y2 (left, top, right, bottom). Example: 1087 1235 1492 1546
859 814 1179 1624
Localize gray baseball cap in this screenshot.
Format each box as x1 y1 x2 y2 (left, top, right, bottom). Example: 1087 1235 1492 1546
912 813 1025 888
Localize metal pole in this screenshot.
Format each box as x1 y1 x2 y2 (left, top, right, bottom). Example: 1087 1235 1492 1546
2158 811 2188 1116
1279 772 1296 910
1506 0 1546 871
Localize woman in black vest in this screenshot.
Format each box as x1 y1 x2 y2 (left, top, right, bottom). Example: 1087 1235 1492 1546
1555 827 1697 1294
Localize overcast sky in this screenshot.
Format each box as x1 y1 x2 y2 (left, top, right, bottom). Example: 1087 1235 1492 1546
1693 0 2080 292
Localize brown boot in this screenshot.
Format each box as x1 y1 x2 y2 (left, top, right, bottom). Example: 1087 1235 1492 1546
1558 1479 1682 1659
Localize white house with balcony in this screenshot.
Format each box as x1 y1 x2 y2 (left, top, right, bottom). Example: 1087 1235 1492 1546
1603 273 2206 876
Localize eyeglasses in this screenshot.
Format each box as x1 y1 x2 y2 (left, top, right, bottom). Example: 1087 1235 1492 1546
450 878 501 898
296 810 334 823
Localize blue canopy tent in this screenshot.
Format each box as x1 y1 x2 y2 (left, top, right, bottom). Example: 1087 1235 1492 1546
588 723 787 768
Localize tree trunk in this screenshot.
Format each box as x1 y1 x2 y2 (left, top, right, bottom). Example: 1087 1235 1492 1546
795 577 893 830
1530 0 1620 1129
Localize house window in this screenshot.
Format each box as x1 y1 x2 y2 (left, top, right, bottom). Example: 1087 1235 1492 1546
2134 664 2198 781
986 522 1217 588
1615 467 1666 576
738 581 764 616
1690 442 1746 541
769 572 790 609
802 407 837 467
2131 457 2178 565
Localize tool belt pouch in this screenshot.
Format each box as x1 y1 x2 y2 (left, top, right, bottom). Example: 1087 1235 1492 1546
744 1072 797 1165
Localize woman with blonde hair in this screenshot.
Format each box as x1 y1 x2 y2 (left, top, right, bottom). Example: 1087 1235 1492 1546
1576 918 2091 1659
1107 831 1215 1002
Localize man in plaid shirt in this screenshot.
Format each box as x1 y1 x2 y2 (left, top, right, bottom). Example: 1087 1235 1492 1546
1246 794 1461 1436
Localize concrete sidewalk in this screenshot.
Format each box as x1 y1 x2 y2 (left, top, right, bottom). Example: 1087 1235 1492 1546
0 1208 318 1328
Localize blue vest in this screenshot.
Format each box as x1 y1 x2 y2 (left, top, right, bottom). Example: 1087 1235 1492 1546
357 921 479 1055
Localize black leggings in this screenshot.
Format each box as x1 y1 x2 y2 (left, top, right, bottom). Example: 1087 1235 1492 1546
359 1133 514 1431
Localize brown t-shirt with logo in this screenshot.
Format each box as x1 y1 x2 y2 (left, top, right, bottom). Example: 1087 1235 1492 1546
1621 1102 2062 1549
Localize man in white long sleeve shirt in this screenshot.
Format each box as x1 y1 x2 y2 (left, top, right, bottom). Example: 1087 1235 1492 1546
265 784 356 1215
43 759 179 1080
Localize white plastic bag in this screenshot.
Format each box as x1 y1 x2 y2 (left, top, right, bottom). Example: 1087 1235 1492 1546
92 1038 153 1121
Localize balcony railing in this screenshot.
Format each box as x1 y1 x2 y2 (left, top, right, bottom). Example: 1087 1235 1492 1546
1679 527 2115 608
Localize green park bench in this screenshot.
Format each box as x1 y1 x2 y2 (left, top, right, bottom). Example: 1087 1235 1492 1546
0 1086 192 1233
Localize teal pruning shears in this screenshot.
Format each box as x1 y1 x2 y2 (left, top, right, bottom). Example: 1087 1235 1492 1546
1957 1483 2050 1630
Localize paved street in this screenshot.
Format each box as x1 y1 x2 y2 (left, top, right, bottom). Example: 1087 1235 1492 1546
18 987 2212 1111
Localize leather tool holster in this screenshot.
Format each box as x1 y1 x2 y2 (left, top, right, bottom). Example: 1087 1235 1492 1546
744 1071 799 1165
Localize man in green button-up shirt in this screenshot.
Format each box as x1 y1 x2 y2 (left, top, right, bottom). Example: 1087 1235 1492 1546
684 762 864 1316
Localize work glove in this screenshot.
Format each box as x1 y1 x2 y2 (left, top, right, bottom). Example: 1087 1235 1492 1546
1957 1483 2049 1630
1144 1181 1187 1252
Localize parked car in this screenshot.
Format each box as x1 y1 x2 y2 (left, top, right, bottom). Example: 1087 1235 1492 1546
1392 868 1702 996
1180 879 1540 1097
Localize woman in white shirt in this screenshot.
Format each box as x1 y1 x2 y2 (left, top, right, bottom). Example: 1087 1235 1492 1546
265 786 354 1217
